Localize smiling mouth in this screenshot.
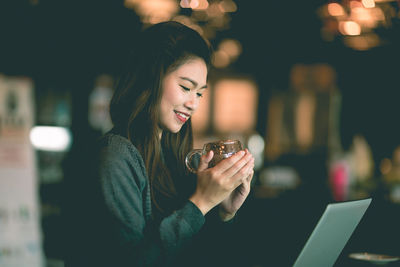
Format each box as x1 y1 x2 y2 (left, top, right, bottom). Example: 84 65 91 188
174 111 190 123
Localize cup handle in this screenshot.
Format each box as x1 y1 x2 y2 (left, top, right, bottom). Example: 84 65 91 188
185 149 203 173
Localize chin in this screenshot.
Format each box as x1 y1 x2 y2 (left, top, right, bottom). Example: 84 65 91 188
164 125 182 134
171 127 183 133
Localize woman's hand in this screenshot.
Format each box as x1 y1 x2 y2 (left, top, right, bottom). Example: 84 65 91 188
219 152 254 221
189 149 254 216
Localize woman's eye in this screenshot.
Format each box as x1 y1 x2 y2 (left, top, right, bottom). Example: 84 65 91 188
196 93 203 97
180 85 190 91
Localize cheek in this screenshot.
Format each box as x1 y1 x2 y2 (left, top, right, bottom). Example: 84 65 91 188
162 86 182 107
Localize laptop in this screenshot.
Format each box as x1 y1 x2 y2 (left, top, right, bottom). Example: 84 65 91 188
293 198 372 267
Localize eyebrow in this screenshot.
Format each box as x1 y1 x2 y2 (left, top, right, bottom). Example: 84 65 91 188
179 77 207 89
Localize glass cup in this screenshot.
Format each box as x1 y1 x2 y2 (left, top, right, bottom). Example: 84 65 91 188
185 139 243 173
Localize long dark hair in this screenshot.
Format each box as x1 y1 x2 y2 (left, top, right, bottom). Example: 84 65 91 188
110 21 211 216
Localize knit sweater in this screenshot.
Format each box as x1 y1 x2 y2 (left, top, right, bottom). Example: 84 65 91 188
68 131 208 267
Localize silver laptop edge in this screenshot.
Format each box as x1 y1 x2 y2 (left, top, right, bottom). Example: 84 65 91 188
293 198 372 267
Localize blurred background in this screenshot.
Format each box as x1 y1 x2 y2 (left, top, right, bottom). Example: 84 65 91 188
1 0 400 266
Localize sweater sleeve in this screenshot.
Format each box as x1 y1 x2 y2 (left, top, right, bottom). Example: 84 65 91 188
96 134 205 267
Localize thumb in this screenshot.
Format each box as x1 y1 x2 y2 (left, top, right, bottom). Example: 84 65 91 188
197 150 214 171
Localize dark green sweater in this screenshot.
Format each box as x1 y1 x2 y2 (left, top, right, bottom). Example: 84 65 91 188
68 131 234 267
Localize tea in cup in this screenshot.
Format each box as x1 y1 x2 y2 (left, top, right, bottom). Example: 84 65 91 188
185 139 243 173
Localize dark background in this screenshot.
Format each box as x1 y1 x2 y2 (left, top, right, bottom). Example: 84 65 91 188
1 0 400 164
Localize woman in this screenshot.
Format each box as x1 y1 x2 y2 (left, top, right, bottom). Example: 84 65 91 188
68 21 254 267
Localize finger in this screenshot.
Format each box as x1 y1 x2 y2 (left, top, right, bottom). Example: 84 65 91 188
240 171 254 194
247 170 254 182
223 152 254 179
238 175 251 193
244 171 254 189
243 170 254 183
244 149 255 163
197 150 214 171
211 150 246 174
230 157 255 188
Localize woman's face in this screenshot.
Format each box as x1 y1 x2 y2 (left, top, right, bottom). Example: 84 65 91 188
158 57 208 134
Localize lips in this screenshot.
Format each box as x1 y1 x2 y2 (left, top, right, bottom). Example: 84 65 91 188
174 110 190 123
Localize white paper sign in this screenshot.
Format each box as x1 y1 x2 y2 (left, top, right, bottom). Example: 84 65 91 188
0 75 44 267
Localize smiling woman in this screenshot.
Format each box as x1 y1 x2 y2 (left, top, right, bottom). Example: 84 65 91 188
159 58 208 134
66 21 255 267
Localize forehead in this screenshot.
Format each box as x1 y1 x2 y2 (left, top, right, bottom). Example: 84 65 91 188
170 58 207 80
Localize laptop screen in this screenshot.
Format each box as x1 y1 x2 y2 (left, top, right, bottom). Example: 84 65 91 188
293 198 372 267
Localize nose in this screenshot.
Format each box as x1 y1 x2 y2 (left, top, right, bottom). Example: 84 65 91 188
184 92 200 112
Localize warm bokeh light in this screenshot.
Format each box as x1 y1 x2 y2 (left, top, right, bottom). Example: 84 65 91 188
392 146 400 164
380 158 392 175
343 33 380 50
350 0 363 9
265 95 284 161
30 126 72 152
371 7 385 21
327 3 346 17
213 79 258 133
362 0 376 8
290 64 336 91
193 0 209 10
180 0 190 8
218 0 237 13
295 93 316 149
211 39 242 68
319 0 397 50
351 135 374 180
206 2 224 17
219 39 242 60
170 0 237 40
212 50 230 68
180 0 209 10
189 0 199 9
339 20 361 35
351 7 377 28
125 0 179 24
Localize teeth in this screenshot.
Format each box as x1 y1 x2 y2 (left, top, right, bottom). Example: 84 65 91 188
176 111 189 119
